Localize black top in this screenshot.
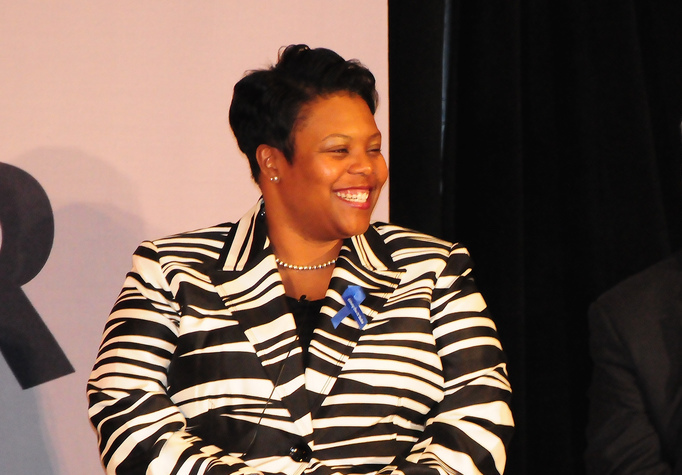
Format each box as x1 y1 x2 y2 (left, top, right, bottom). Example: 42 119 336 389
286 296 324 368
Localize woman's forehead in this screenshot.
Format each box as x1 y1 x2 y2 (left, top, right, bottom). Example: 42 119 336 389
293 93 377 136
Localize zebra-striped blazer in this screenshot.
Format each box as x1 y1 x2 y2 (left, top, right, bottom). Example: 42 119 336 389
88 199 513 475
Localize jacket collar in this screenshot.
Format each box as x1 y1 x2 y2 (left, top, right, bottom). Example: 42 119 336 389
216 198 398 274
217 199 270 273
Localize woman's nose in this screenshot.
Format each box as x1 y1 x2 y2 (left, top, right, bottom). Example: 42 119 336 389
349 151 374 175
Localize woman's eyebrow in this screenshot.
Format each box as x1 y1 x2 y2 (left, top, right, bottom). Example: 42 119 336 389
321 132 382 141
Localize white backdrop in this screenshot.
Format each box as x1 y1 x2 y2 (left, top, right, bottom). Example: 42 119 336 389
0 2 388 473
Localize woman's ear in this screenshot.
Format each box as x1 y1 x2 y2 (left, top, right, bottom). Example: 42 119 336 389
255 144 281 183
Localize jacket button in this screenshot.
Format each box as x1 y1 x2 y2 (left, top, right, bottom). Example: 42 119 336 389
289 443 312 462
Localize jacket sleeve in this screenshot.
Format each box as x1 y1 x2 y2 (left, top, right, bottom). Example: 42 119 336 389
87 242 263 475
388 245 514 475
584 300 672 475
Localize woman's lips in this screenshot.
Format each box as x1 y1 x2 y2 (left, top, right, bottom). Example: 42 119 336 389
334 188 372 208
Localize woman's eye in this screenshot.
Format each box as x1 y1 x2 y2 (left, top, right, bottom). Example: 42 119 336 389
330 148 349 154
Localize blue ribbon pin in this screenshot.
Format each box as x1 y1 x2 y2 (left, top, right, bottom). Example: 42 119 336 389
331 286 368 329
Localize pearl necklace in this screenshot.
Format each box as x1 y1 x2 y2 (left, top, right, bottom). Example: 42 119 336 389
275 257 337 271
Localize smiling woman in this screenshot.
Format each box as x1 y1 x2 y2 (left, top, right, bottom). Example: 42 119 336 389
258 92 388 299
87 45 514 475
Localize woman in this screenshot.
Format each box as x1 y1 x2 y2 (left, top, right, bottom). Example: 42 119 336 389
88 45 513 475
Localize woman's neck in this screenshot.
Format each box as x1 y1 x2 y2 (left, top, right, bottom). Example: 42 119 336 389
265 216 343 300
264 205 343 264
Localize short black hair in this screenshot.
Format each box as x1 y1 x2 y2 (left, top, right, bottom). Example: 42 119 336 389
229 44 378 182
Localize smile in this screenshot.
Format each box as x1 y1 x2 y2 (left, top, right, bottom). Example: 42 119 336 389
335 190 370 203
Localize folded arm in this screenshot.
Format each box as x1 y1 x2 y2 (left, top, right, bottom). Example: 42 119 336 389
585 301 672 475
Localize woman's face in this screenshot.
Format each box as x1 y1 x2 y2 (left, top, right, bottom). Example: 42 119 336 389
274 92 387 243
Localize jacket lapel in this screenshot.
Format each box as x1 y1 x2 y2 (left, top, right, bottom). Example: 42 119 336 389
209 200 312 434
307 226 404 411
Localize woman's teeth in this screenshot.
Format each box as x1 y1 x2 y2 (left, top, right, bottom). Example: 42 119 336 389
335 190 369 203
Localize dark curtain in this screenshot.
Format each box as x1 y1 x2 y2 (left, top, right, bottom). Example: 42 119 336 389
388 2 682 474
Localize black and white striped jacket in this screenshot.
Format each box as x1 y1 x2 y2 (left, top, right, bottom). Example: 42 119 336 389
88 200 513 475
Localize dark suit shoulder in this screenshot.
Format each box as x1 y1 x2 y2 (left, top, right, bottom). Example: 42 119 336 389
592 250 682 318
